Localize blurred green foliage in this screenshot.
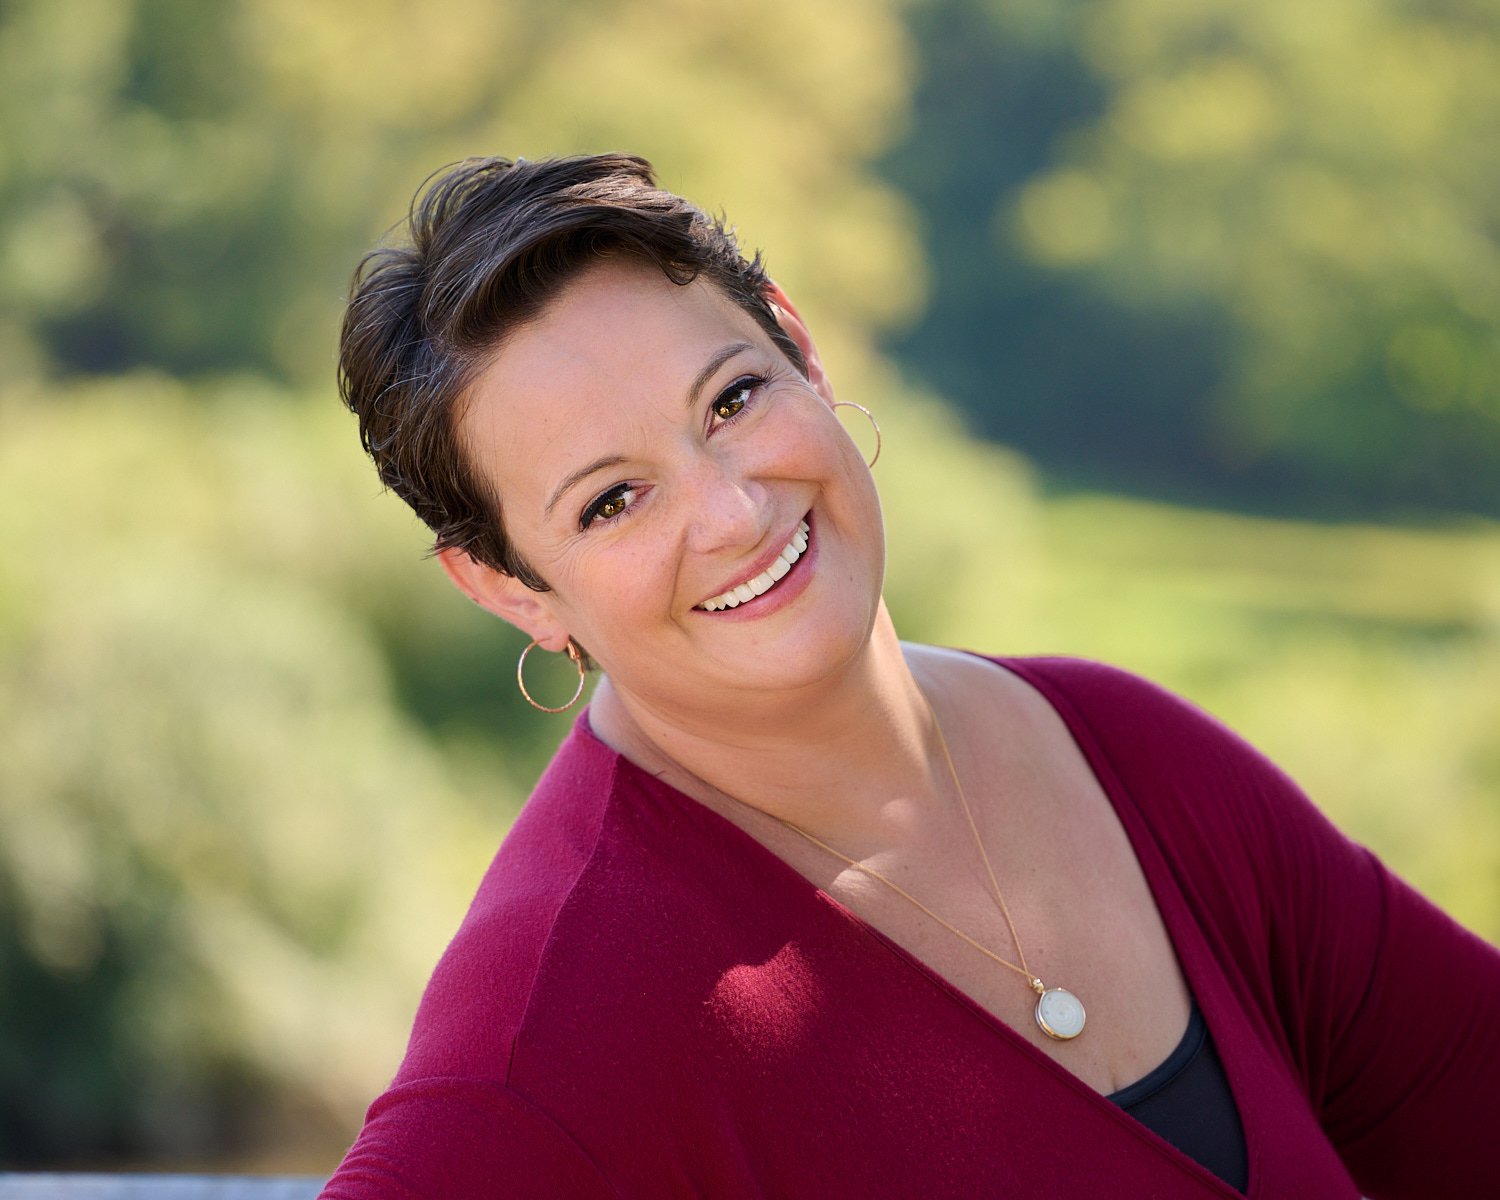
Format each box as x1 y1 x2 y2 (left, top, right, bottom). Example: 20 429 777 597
1 0 1497 1174
884 0 1500 514
0 0 921 385
0 379 518 1163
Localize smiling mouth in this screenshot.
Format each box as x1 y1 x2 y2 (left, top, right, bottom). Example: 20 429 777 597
697 520 811 612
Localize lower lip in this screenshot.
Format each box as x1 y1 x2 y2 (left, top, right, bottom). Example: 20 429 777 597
696 515 818 622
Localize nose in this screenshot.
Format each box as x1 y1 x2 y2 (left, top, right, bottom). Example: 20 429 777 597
679 455 771 558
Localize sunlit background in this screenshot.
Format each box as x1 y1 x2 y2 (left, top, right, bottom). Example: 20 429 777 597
3 0 1498 1175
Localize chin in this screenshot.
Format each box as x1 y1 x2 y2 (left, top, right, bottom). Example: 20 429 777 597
739 598 883 693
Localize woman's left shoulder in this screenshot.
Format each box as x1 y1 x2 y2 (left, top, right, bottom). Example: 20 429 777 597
977 653 1222 734
927 649 1320 847
917 649 1246 766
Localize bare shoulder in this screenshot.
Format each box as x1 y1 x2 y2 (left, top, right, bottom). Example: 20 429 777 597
901 644 1079 757
901 644 1123 838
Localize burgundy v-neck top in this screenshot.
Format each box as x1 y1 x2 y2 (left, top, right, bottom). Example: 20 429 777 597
320 657 1500 1198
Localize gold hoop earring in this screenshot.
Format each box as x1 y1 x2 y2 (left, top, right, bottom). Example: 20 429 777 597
517 638 587 713
832 401 882 469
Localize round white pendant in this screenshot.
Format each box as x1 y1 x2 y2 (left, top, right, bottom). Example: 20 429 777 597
1034 987 1086 1040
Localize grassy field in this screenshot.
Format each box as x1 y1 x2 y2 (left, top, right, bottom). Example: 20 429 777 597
1038 495 1500 937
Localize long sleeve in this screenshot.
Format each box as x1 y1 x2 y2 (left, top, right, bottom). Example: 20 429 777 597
1014 657 1500 1198
318 1077 621 1200
1190 695 1500 1197
1298 851 1500 1197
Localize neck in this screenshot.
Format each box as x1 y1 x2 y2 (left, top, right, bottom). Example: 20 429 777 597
587 606 948 848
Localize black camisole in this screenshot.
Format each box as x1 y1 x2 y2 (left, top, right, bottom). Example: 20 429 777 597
1106 1003 1249 1192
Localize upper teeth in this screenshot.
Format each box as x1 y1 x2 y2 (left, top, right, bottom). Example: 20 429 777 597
700 521 810 612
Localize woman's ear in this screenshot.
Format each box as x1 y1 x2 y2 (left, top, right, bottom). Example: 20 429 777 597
764 282 833 403
437 547 570 649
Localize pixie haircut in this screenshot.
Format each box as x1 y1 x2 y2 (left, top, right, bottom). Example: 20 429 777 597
338 153 807 590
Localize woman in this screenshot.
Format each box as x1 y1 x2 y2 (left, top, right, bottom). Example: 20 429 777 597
320 154 1500 1198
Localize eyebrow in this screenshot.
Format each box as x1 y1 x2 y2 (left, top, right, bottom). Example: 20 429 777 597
543 454 629 520
685 341 755 410
541 341 757 520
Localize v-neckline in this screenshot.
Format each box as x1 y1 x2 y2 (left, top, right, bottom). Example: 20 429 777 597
578 654 1256 1197
990 656 1257 1194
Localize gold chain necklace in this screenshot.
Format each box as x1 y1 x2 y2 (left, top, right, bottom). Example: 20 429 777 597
773 689 1087 1041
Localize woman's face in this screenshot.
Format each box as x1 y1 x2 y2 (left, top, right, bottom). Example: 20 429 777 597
452 257 885 715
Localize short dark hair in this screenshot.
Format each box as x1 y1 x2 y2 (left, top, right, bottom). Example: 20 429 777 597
338 153 806 589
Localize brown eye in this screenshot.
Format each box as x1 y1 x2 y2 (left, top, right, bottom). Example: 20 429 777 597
711 376 762 424
579 483 638 529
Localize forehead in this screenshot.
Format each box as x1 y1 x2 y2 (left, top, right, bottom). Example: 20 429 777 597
456 259 766 497
490 257 753 385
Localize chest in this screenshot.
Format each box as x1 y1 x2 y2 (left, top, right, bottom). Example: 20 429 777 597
797 754 1194 1096
675 819 1360 1200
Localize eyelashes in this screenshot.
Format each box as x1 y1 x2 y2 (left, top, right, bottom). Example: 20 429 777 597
710 374 765 425
579 483 639 530
576 373 770 531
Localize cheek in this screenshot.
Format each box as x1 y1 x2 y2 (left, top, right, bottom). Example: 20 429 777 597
562 541 678 637
754 395 848 475
792 405 878 508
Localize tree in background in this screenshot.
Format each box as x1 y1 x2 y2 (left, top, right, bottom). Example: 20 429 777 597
0 0 921 387
885 0 1500 516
